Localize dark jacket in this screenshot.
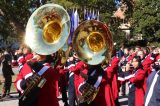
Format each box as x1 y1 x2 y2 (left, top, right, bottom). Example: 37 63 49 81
144 70 160 106
2 54 14 77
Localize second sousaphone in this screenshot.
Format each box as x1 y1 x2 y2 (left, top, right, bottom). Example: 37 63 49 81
72 20 113 65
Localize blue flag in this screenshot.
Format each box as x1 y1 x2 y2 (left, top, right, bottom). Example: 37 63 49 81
97 10 99 21
87 9 92 20
74 9 79 31
68 9 74 45
84 9 89 20
115 0 121 8
91 9 96 20
84 8 87 20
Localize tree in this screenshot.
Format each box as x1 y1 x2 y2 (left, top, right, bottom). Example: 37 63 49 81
132 0 160 41
0 0 45 44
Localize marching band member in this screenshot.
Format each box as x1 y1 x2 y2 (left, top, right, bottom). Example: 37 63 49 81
94 57 119 106
68 56 87 97
118 56 146 106
107 55 120 105
77 58 119 106
0 51 14 98
58 66 69 106
78 64 103 106
12 50 18 67
56 50 70 106
15 53 62 106
17 46 33 72
144 55 160 106
118 47 131 97
71 49 120 106
66 52 79 106
138 49 158 75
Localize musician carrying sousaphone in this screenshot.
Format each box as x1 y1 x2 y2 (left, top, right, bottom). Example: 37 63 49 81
15 3 71 106
71 20 117 106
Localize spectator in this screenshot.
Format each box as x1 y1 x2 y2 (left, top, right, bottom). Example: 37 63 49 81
0 50 14 98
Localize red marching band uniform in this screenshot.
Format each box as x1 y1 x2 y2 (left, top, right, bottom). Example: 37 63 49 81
68 60 87 96
108 56 120 102
67 55 120 106
15 59 60 106
94 56 120 106
118 66 146 106
141 53 157 94
117 52 157 106
129 68 146 106
17 53 33 71
117 51 159 106
142 53 157 75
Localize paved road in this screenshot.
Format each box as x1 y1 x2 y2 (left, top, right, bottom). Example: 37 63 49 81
0 94 65 106
0 94 128 106
0 95 128 106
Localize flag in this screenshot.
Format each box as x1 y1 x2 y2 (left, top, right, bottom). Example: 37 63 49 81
97 10 100 21
87 9 92 20
68 9 74 45
84 8 87 20
84 9 88 20
74 9 79 31
91 9 96 20
39 0 46 5
115 0 121 8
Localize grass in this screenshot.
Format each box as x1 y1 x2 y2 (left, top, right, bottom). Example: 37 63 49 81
0 75 17 94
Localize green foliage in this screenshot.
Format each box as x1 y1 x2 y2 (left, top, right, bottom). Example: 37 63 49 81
50 0 74 8
148 42 160 47
0 0 36 42
132 0 160 40
0 16 11 39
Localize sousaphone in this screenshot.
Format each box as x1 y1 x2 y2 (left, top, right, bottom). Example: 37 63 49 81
72 20 113 65
72 20 113 104
21 3 70 101
25 3 71 55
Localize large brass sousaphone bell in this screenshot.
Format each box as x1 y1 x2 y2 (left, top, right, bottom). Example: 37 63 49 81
21 4 70 101
72 20 113 65
25 4 70 55
73 20 113 104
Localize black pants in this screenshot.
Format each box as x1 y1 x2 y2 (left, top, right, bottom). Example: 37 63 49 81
61 87 68 104
68 75 77 106
19 87 40 106
128 91 135 106
79 101 96 106
121 83 126 96
115 98 120 106
3 75 12 95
